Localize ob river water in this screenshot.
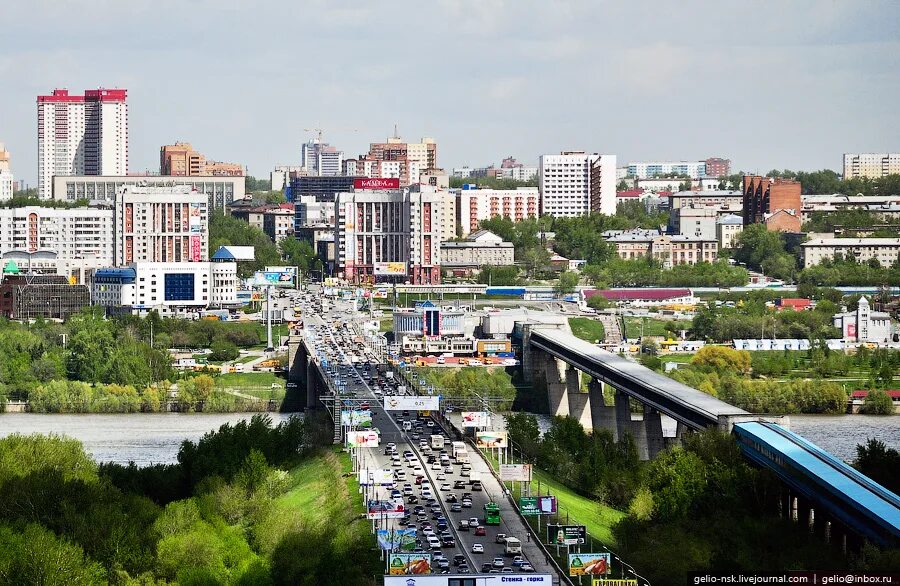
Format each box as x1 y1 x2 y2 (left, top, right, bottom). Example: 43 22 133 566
0 412 895 465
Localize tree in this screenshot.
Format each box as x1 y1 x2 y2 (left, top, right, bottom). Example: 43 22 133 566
860 389 894 415
209 338 240 362
854 439 900 493
616 179 631 191
279 237 317 272
554 271 579 296
209 213 281 276
478 265 519 286
586 295 611 310
732 224 796 280
505 412 541 461
691 346 751 374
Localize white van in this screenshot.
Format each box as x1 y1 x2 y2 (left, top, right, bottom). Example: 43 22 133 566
504 537 522 555
402 420 413 432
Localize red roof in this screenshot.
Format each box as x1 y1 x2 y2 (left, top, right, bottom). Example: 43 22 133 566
584 288 691 301
775 298 811 310
616 190 643 198
851 390 900 399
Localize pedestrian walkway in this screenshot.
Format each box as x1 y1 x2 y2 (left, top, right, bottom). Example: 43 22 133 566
597 312 623 344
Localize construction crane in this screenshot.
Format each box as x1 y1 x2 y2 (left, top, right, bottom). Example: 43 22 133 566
302 127 358 144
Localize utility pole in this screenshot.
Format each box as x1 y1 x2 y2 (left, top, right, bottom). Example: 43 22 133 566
266 285 273 351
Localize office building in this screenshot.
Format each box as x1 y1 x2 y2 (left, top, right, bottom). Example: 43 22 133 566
114 185 209 265
160 142 244 177
0 143 12 201
743 175 802 232
270 165 304 191
539 152 616 217
52 175 245 210
335 188 442 284
669 206 719 239
287 175 357 203
452 167 473 179
301 141 342 176
842 153 900 179
801 237 900 268
607 230 718 268
93 261 238 315
0 273 91 320
457 187 539 236
37 88 128 198
347 135 437 187
626 157 730 180
440 230 515 270
832 297 893 344
716 214 744 249
669 190 743 212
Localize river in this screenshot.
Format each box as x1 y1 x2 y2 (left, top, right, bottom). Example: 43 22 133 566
0 412 297 466
0 412 894 466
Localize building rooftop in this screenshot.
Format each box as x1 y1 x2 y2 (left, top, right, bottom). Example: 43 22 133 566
803 238 900 247
717 214 744 225
671 190 742 197
584 288 692 301
212 245 256 261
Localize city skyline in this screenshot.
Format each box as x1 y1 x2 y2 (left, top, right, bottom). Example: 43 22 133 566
2 1 898 185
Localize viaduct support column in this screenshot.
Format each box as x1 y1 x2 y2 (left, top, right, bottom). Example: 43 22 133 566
305 357 318 410
565 368 592 429
615 390 648 459
589 381 617 439
543 353 570 418
644 407 665 459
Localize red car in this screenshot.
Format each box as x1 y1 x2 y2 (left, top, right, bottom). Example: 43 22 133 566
474 525 486 536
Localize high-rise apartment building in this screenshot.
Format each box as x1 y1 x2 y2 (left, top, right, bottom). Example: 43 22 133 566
458 187 540 236
348 135 437 186
37 88 128 198
742 175 802 232
160 142 244 177
301 141 343 176
0 143 13 201
114 185 209 265
842 153 900 179
626 157 730 179
539 152 616 217
335 188 442 284
704 157 731 178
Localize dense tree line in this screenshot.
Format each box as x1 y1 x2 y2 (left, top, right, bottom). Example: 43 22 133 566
690 297 840 342
0 415 380 584
209 212 281 276
804 209 900 236
449 176 538 189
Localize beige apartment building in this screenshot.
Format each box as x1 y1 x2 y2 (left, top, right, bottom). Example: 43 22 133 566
440 230 514 269
607 230 718 268
160 142 244 177
801 237 900 268
842 153 900 179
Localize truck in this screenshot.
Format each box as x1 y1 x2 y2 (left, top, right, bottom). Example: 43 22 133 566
430 434 445 450
451 441 469 463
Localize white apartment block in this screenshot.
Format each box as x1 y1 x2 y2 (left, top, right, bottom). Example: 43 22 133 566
842 153 900 179
540 152 616 217
801 237 900 269
0 206 114 280
627 161 706 179
301 141 343 176
335 188 442 284
53 175 245 210
37 88 128 199
114 185 209 265
499 166 538 182
458 187 540 236
0 171 12 202
437 191 457 241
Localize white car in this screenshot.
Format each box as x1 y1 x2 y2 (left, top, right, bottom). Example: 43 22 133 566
472 543 484 554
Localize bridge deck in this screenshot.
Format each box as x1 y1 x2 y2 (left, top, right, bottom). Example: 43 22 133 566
530 328 747 427
734 422 900 546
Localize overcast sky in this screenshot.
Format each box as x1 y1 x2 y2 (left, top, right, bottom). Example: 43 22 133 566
2 0 898 185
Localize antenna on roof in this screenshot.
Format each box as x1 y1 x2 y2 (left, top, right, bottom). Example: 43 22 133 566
392 123 400 139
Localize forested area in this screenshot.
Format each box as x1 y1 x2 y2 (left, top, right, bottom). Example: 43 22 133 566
0 309 279 412
505 414 900 583
0 415 380 584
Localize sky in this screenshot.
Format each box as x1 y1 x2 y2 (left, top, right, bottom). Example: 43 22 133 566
2 0 899 186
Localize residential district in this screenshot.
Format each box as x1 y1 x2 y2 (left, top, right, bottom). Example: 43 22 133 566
0 87 897 585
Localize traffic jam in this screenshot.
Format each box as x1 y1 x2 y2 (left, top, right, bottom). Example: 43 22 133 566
296 288 548 581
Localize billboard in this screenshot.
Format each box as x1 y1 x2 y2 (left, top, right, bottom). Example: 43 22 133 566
265 266 297 277
547 524 586 545
366 499 405 520
386 553 431 575
354 177 400 190
383 396 440 411
341 409 372 427
568 553 611 576
377 528 417 551
189 203 203 232
384 576 551 585
253 270 295 287
475 430 508 449
519 495 557 516
500 464 533 482
358 468 394 486
592 581 638 586
190 235 202 261
461 411 490 428
374 262 407 276
347 430 380 448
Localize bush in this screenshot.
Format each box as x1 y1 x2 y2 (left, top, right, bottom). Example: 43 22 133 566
860 389 895 415
209 339 240 362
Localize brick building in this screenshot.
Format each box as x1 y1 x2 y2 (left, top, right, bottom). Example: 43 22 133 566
742 175 801 232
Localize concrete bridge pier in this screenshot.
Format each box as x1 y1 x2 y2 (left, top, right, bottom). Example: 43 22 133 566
589 381 617 438
614 390 649 458
644 407 665 459
545 355 571 418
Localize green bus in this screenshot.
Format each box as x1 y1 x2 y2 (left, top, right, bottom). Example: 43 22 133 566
484 502 501 525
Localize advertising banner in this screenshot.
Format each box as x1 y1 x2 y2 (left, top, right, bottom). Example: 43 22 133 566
377 528 417 551
358 468 394 486
383 396 440 411
374 262 407 276
347 430 380 448
519 495 557 516
592 580 638 586
547 524 586 545
386 553 431 575
253 271 295 287
190 235 202 261
189 203 203 232
341 409 372 427
384 576 551 585
354 177 400 190
264 266 297 277
568 553 611 576
366 499 405 520
475 431 508 449
500 464 533 482
461 411 490 428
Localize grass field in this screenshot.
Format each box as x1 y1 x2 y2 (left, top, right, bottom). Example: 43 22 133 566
380 318 393 333
482 449 625 547
623 316 691 339
569 317 606 343
215 372 284 390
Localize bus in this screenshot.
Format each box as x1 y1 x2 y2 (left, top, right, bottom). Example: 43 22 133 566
484 502 501 525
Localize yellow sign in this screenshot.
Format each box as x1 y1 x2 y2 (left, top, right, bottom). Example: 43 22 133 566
592 580 638 586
